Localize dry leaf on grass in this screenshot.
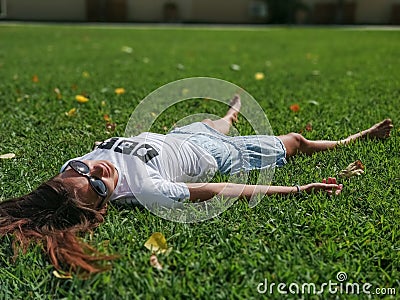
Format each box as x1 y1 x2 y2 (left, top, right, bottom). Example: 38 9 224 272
121 46 133 54
54 87 62 99
115 88 125 95
53 270 72 279
144 232 169 254
145 232 173 271
105 122 116 133
230 64 241 71
254 72 265 80
305 123 313 132
0 153 16 159
150 254 163 270
290 103 300 112
65 108 77 117
339 160 365 178
307 100 319 106
75 95 89 103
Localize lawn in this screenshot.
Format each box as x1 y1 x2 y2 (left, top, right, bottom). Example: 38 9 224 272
0 23 399 299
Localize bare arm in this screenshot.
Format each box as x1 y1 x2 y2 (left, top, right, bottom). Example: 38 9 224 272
186 178 343 202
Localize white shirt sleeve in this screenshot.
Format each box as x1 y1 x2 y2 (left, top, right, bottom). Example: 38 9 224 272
127 161 190 209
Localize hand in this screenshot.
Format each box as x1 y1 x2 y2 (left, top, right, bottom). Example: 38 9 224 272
302 177 343 196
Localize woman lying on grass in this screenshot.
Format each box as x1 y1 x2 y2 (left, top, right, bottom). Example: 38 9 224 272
0 95 393 274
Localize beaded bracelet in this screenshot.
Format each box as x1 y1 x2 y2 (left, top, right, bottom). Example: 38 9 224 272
294 185 301 194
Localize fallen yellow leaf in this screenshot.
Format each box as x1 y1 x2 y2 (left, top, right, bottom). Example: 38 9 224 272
82 71 90 78
75 95 89 103
254 72 265 80
115 88 125 95
32 74 39 83
0 153 16 159
65 108 77 117
144 232 168 254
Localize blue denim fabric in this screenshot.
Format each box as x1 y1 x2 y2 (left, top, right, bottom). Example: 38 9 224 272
169 122 287 175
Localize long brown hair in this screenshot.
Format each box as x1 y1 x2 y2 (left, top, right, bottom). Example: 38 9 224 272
0 176 117 274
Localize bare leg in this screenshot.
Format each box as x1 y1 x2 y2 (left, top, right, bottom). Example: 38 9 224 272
279 119 393 158
202 94 241 135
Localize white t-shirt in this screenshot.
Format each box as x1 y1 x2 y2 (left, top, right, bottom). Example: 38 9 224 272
61 132 218 208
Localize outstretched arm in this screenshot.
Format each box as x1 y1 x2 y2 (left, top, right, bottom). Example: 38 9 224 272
186 177 343 202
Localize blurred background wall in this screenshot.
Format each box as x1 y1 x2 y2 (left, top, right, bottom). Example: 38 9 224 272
1 0 400 24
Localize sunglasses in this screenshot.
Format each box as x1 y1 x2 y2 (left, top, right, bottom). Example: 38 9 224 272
67 160 108 202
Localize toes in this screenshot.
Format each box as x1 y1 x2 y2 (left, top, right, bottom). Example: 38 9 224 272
382 118 393 127
327 177 336 184
229 94 241 111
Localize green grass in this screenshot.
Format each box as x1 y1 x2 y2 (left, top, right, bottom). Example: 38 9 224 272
0 24 399 299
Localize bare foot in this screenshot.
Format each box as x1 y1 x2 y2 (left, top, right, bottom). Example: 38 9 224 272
341 119 393 144
226 94 241 123
201 95 242 135
362 118 393 139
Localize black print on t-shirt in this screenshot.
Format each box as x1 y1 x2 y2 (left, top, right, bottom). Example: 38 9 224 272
97 138 159 164
115 140 139 154
97 138 118 150
132 144 159 163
